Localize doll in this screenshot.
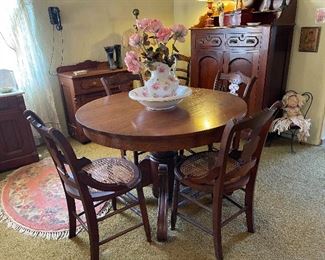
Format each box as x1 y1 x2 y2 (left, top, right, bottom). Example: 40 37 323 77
271 90 311 142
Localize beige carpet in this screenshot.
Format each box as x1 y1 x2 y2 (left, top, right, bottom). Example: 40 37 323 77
0 138 324 260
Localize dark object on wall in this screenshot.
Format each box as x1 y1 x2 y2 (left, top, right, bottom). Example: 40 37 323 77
299 27 321 52
104 45 123 70
57 60 127 143
48 7 62 31
190 0 297 115
0 94 39 172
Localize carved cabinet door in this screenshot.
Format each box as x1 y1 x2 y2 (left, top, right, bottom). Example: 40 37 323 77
190 30 225 89
223 51 261 114
191 51 224 89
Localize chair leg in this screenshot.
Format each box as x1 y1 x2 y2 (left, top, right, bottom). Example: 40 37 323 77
136 185 151 242
133 151 139 165
171 179 180 230
84 206 100 260
66 194 77 238
179 149 184 157
208 144 213 151
112 197 117 211
120 149 126 158
212 185 223 260
245 185 255 233
290 131 296 153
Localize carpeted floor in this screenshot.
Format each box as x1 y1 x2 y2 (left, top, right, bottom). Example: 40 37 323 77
0 138 324 260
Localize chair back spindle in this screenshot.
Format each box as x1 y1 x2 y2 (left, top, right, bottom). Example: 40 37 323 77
174 54 191 86
101 72 143 96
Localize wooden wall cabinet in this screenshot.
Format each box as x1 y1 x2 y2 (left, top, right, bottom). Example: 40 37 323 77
190 0 297 114
0 94 39 172
57 60 127 143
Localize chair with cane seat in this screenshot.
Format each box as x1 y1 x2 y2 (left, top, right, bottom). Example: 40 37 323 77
170 101 281 260
24 110 151 260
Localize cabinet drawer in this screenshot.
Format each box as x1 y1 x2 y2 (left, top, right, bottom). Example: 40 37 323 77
193 30 263 50
195 33 224 50
74 77 104 95
75 91 106 108
225 33 262 49
0 95 23 111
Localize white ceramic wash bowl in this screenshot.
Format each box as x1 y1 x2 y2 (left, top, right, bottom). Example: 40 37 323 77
129 85 192 111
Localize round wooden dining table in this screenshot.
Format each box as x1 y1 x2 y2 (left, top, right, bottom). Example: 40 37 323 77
75 88 246 241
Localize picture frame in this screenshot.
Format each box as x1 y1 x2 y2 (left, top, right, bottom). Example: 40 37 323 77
299 27 321 53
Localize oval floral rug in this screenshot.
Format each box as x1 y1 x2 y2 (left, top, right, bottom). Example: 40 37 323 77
0 157 109 240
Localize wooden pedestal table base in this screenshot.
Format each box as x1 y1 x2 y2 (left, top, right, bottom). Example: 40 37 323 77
139 151 177 241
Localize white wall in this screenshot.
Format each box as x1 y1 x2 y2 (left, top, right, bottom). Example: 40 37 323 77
32 0 325 144
32 0 174 133
286 0 325 145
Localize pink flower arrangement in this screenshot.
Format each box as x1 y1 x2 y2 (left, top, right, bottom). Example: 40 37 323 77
124 51 141 74
171 24 187 43
129 33 142 47
156 27 172 43
124 17 188 74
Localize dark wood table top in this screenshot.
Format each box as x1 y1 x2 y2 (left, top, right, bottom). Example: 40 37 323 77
75 88 247 152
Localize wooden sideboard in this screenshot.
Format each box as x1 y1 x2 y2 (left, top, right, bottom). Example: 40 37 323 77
57 60 127 143
0 94 39 172
191 0 297 114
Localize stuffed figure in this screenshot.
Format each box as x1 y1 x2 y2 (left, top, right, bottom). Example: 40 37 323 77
271 90 311 142
228 77 241 96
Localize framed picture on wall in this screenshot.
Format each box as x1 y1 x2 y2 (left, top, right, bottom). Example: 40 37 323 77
299 27 321 53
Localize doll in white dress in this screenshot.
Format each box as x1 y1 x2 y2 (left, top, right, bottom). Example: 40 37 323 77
271 90 311 142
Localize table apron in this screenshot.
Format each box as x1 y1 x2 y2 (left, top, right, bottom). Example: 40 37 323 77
82 127 224 152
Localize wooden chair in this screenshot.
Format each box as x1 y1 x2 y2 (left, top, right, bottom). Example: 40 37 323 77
268 91 313 153
24 110 151 260
101 72 145 164
174 54 191 86
170 101 281 260
100 72 144 96
181 70 256 156
213 71 256 107
198 71 257 153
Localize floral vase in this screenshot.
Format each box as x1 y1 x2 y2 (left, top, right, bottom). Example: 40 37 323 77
144 62 179 98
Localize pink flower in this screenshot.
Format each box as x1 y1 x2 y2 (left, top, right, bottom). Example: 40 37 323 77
147 19 163 33
136 18 152 30
129 33 142 47
124 51 141 74
157 65 167 73
152 82 161 90
156 27 172 43
171 24 188 43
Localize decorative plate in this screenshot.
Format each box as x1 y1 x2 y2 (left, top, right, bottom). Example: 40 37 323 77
129 85 192 111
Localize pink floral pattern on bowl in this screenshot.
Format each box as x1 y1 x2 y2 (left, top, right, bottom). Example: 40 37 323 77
129 85 192 111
